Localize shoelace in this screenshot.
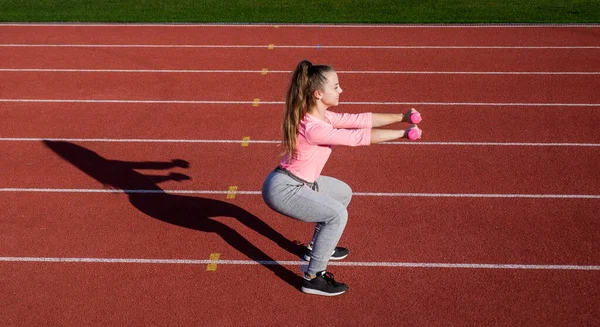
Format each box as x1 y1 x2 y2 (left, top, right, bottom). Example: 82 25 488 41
321 271 337 285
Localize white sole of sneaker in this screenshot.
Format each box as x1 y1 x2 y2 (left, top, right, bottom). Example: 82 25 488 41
302 253 348 261
301 287 347 296
330 254 348 261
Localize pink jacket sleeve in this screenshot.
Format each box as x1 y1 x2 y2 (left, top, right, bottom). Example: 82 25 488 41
305 123 371 146
325 111 372 129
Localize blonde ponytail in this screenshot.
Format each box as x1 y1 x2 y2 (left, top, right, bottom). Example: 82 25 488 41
281 60 333 160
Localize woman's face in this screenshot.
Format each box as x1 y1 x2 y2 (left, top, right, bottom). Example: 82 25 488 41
316 71 343 108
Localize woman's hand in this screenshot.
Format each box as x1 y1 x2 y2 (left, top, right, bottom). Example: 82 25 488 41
401 108 421 124
372 108 422 127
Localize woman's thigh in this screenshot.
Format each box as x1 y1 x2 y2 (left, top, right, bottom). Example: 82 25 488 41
316 175 352 208
263 171 347 223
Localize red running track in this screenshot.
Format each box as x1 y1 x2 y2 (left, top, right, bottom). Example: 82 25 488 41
1 24 599 326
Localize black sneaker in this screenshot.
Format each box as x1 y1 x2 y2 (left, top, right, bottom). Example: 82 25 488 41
302 245 349 261
301 271 348 296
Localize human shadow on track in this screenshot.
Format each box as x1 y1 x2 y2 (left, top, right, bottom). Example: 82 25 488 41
43 140 302 290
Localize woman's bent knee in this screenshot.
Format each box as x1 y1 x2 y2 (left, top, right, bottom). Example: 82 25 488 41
327 207 348 228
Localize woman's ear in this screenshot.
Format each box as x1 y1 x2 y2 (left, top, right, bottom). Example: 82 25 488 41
313 89 323 100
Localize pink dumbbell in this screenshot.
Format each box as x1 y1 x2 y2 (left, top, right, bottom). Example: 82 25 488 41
411 112 422 124
407 127 422 140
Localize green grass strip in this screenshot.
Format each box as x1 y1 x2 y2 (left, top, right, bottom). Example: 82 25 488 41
1 0 599 24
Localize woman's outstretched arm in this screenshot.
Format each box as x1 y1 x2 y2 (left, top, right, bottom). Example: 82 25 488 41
371 124 422 144
371 113 403 127
371 108 419 127
370 128 406 144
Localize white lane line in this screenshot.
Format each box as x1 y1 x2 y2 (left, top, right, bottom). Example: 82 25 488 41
0 43 598 49
1 99 599 107
0 23 597 28
1 138 599 147
0 188 251 195
1 68 269 73
1 188 598 199
0 138 280 144
0 99 277 104
352 193 600 199
349 102 600 107
384 141 600 147
337 71 600 75
2 68 599 75
1 256 598 271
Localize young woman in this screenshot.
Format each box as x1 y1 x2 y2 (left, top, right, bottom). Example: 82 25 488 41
262 60 422 296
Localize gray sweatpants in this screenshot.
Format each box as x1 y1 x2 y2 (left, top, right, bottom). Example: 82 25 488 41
262 168 352 276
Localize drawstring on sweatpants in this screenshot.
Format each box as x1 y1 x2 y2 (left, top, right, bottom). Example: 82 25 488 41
275 166 319 191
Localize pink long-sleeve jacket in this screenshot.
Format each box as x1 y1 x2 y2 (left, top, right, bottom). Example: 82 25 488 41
279 110 372 182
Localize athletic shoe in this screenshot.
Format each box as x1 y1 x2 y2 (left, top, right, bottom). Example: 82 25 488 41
301 271 348 296
302 245 349 261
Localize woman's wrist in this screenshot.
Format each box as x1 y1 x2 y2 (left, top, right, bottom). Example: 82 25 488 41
397 113 405 123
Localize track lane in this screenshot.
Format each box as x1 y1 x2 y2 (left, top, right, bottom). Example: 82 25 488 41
2 72 599 104
1 25 599 46
2 262 597 326
1 192 599 265
2 47 600 72
2 103 600 144
1 141 598 197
